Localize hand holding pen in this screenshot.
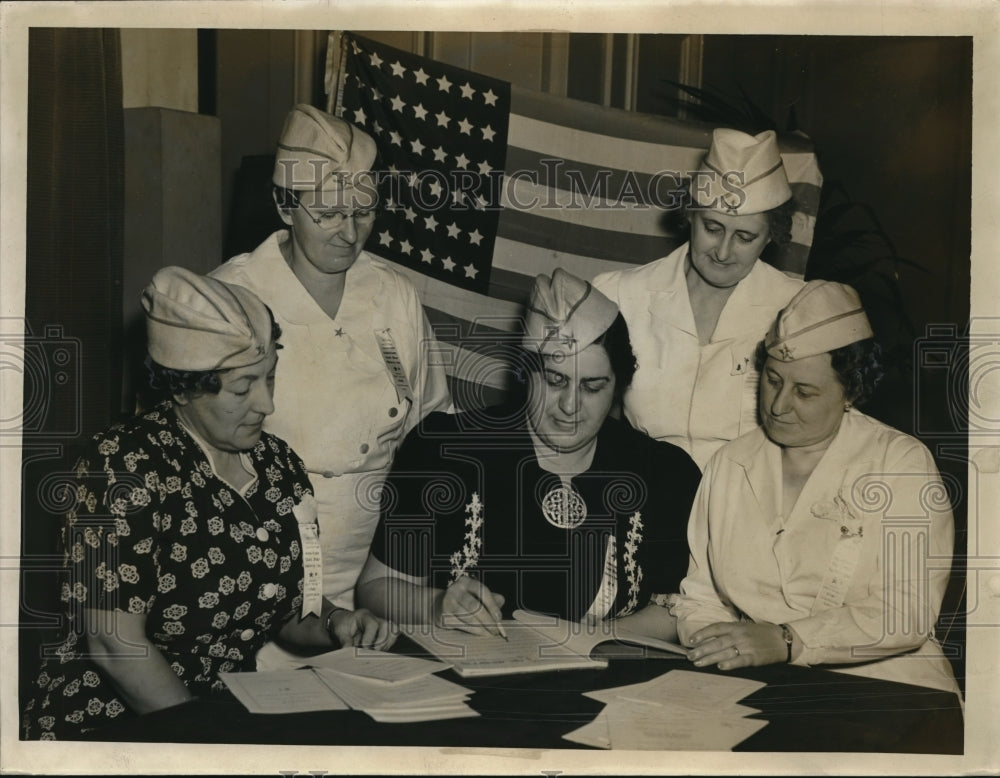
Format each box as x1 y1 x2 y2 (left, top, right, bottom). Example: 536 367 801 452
433 574 508 640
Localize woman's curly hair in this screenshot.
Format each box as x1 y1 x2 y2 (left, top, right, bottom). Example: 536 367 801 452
514 312 638 400
754 337 884 406
145 318 283 400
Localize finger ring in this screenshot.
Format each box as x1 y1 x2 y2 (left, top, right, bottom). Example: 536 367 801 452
733 646 741 657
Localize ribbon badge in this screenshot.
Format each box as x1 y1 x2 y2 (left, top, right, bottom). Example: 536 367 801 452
293 493 324 619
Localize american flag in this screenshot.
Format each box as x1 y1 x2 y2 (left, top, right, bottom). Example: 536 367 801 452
327 31 823 407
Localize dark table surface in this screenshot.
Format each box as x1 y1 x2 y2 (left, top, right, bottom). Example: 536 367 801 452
84 644 963 753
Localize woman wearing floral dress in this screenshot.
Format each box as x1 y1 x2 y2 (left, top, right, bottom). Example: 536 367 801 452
22 267 395 740
357 269 701 641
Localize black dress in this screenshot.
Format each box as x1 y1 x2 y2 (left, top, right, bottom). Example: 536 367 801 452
370 405 702 622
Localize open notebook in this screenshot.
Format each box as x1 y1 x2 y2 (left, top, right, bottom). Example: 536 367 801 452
404 609 687 678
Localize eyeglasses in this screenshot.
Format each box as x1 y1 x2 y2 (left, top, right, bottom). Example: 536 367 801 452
291 193 378 232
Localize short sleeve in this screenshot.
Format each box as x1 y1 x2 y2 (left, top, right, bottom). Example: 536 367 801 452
62 429 161 616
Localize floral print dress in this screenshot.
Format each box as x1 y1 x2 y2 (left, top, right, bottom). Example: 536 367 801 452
22 404 314 740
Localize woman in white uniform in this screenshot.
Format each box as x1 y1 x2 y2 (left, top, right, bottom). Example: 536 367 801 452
674 281 959 695
594 128 804 470
213 105 451 609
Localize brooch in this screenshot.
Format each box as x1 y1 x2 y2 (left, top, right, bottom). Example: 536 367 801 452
541 484 587 529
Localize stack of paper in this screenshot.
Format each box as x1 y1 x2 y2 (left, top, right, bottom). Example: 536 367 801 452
564 670 768 750
222 648 479 722
315 667 478 723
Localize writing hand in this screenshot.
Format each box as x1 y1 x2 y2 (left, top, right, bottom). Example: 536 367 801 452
434 575 507 639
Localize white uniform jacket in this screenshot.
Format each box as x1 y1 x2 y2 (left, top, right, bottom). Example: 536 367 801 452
593 243 803 470
212 231 451 606
674 410 959 693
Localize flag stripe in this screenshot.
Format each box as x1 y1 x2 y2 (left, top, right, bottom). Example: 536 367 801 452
491 235 646 282
498 207 683 263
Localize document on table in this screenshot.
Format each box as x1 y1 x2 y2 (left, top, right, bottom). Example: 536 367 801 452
564 699 768 751
314 668 478 723
254 643 450 681
403 609 686 677
221 659 478 722
220 669 349 714
566 669 769 750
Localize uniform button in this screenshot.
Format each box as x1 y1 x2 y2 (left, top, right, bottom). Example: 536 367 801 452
388 407 398 417
360 443 369 454
263 583 277 598
322 471 335 479
256 527 269 542
240 628 255 641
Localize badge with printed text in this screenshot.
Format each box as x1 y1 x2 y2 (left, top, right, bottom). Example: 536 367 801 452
292 493 323 619
374 328 415 404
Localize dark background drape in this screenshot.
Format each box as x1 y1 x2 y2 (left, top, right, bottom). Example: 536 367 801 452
19 28 124 709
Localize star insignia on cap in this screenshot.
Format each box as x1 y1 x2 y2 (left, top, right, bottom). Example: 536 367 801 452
778 343 795 360
561 334 577 347
335 328 345 337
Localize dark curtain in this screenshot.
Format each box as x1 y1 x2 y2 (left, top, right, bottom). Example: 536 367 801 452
20 28 124 713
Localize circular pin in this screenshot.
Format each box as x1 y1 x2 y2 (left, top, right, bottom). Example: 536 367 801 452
256 527 269 542
360 443 369 454
388 407 399 417
240 628 255 641
262 583 277 599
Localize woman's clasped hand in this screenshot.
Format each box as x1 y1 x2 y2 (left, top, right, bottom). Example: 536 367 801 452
685 622 791 670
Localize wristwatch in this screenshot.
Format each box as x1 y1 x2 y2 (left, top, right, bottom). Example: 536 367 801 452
778 623 794 663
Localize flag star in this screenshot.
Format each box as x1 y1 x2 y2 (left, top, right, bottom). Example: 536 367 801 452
406 171 419 189
389 131 403 146
390 60 406 78
399 239 413 255
435 110 450 128
411 138 425 156
436 74 453 92
420 248 434 264
352 107 367 125
413 67 429 85
460 82 476 100
369 51 383 68
474 195 488 211
441 256 456 271
483 88 498 106
385 197 396 209
413 103 428 121
469 229 483 246
404 207 417 222
433 146 447 163
458 118 473 135
477 160 492 175
451 189 464 206
388 164 399 174
378 230 392 247
447 222 461 239
464 263 479 279
371 88 382 101
428 179 443 198
372 120 383 135
391 95 405 113
424 214 438 231
351 41 362 55
482 125 496 142
454 153 469 169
